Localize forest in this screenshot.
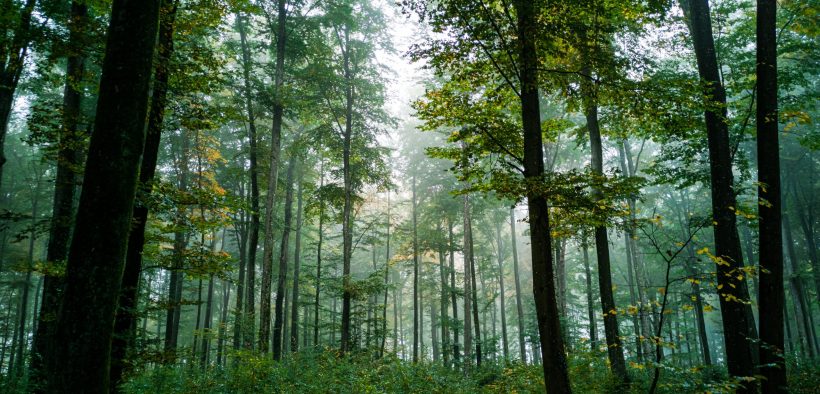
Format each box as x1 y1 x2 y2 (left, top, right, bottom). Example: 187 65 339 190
0 0 817 392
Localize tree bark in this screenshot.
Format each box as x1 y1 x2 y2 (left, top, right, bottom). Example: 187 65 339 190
30 1 88 389
495 221 509 362
462 193 474 370
448 220 460 363
339 22 354 354
509 208 526 363
682 0 756 386
259 0 288 353
412 175 420 362
290 166 304 352
314 157 325 347
514 1 571 390
45 0 161 390
756 0 786 389
273 157 297 359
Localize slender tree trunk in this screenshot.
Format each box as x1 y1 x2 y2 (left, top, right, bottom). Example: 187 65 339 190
756 0 786 389
216 280 230 365
509 208 526 363
273 157 297 359
45 0 161 390
682 0 756 386
784 214 815 358
514 1 571 390
412 175 420 362
448 221 460 363
380 192 391 357
339 23 355 354
259 0 288 353
200 274 215 367
290 168 304 352
438 223 449 365
469 222 482 366
314 157 325 347
495 221 509 363
582 67 628 381
236 10 261 351
582 238 598 349
30 2 88 389
462 193 474 370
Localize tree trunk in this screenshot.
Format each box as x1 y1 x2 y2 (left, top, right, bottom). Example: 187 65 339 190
510 208 526 363
514 0 571 390
682 0 757 386
582 68 628 382
438 222 449 365
380 192 391 357
411 175 420 362
582 238 598 349
469 221 482 366
236 10 261 351
273 157 297 359
45 0 161 390
290 168 304 352
216 280 231 365
30 1 88 389
756 0 786 389
259 0 288 354
784 214 815 358
339 22 354 355
462 193 474 370
111 0 178 386
495 221 509 363
314 156 325 347
448 220 460 363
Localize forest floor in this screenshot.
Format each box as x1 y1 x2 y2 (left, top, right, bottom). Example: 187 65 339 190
117 349 820 393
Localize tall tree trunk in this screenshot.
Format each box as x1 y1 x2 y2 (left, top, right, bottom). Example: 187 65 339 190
469 221 482 366
200 273 215 367
259 0 288 353
314 157 325 347
45 0 161 390
582 238 598 349
509 208 526 363
462 193 474 370
339 22 355 355
582 68 628 382
412 176 420 362
216 279 231 365
380 192 391 358
756 0 786 389
236 10 261 351
111 0 178 386
438 222 449 365
0 0 36 187
495 221 509 363
290 167 304 352
784 214 815 358
514 1 571 390
30 1 88 389
273 157 296 359
448 220 460 363
682 0 757 386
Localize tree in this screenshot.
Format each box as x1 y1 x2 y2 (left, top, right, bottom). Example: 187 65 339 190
756 0 786 390
44 0 161 391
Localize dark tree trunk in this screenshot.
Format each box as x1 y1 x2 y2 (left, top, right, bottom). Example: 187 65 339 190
380 192 391 358
514 0 571 390
582 238 598 349
682 0 756 386
756 0 786 389
510 208 526 363
469 224 482 366
236 10 261 351
259 0 288 353
314 158 325 347
339 22 354 354
784 213 816 358
216 280 231 365
30 1 88 389
438 222 449 365
111 0 178 386
45 0 161 391
582 68 628 382
462 193 474 369
448 220 460 363
495 221 509 362
273 157 297 360
290 167 304 352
